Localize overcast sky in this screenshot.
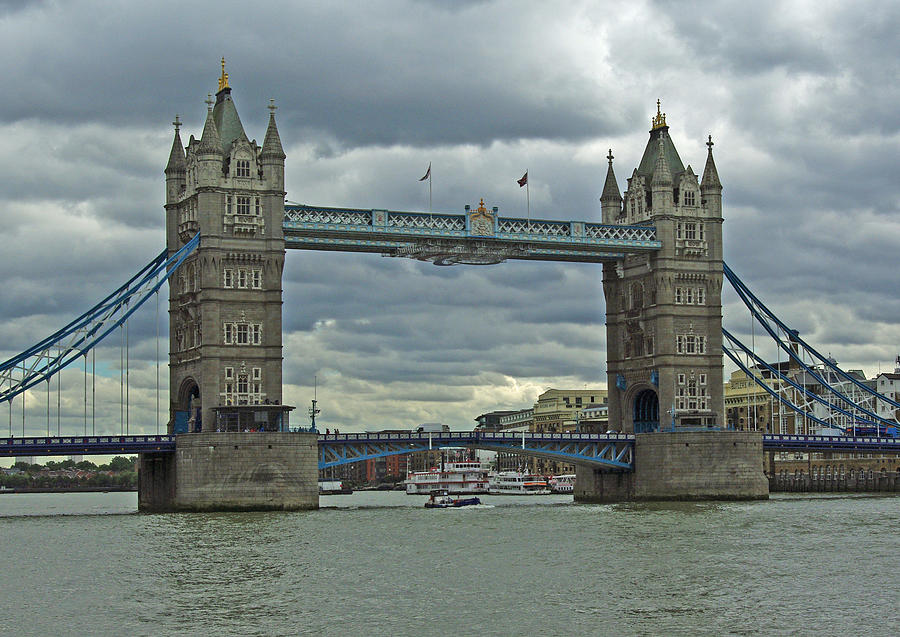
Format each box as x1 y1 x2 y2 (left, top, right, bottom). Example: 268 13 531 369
1 0 899 439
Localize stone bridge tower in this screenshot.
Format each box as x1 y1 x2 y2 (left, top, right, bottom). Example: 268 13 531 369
163 61 287 433
601 102 724 433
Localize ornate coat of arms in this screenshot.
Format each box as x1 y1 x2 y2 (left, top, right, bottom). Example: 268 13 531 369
468 199 495 237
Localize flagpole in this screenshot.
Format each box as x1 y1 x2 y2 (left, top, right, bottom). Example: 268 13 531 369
526 169 530 227
429 169 432 213
526 170 530 222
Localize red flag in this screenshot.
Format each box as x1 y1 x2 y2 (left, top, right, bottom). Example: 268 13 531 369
419 163 431 181
517 171 528 187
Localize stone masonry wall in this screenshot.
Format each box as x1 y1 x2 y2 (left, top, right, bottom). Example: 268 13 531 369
173 432 318 511
634 431 768 500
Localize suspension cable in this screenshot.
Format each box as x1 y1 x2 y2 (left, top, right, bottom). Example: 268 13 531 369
92 347 95 436
83 353 88 436
120 323 124 436
125 310 130 435
56 354 60 437
725 262 900 410
156 287 160 436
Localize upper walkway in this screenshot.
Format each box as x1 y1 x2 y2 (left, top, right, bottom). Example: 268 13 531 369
283 204 661 263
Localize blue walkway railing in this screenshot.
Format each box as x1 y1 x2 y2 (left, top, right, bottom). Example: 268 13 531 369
3 431 897 464
1 435 175 457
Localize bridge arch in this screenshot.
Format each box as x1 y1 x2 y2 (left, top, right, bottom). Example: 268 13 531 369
175 377 201 433
625 384 659 433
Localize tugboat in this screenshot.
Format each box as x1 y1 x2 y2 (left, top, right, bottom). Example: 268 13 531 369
424 489 481 508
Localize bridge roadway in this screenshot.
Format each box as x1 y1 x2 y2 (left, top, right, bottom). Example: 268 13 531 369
2 432 898 470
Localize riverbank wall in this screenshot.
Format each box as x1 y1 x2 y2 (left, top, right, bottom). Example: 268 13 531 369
769 469 900 493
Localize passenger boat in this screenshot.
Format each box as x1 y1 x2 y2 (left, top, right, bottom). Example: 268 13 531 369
405 461 490 495
488 471 551 495
548 474 575 493
424 490 481 508
318 480 352 495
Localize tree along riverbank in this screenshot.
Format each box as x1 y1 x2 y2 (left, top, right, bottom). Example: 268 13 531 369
1 456 137 491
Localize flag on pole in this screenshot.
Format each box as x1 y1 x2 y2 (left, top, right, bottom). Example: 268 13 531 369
517 171 528 187
419 163 431 181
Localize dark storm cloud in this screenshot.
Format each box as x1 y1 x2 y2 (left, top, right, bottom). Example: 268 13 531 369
2 0 899 433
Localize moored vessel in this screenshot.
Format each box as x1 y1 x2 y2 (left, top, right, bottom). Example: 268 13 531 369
405 461 490 495
548 474 575 493
488 471 551 495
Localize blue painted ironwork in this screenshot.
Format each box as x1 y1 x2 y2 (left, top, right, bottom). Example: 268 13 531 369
763 433 900 452
724 262 900 412
722 328 880 430
0 435 175 457
317 430 635 470
283 204 661 263
0 234 200 404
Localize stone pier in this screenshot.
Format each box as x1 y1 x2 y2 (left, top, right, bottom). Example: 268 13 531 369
574 430 768 502
138 432 319 512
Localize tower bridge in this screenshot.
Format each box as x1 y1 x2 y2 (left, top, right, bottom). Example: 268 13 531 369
4 64 897 510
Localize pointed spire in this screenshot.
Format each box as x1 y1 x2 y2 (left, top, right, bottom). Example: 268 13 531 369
165 115 186 175
651 139 671 186
601 148 622 202
701 134 721 190
198 94 222 156
261 99 286 160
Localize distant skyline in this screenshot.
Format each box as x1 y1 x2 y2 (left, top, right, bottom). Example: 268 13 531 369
1 0 899 439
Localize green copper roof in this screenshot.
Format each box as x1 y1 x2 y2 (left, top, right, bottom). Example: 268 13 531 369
636 127 685 181
213 88 247 153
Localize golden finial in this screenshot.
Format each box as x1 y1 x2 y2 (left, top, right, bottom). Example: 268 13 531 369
651 98 667 130
218 57 230 91
477 198 488 213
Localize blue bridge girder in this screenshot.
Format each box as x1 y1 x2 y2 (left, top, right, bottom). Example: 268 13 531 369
318 431 636 471
283 204 662 264
5 432 897 464
762 433 900 453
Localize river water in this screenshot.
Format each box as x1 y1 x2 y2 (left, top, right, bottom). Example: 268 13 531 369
1 491 897 636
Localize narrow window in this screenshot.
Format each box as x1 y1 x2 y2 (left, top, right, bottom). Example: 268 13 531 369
237 324 249 345
252 324 261 345
696 287 706 304
223 269 233 288
225 367 234 379
252 269 262 289
226 196 232 215
255 197 261 215
237 269 247 289
224 323 234 345
685 288 694 304
675 287 683 304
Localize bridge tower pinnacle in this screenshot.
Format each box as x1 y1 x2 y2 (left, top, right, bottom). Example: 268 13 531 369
164 64 287 434
602 103 724 432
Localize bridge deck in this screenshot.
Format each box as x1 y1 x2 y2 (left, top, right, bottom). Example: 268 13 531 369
283 204 661 263
3 432 895 461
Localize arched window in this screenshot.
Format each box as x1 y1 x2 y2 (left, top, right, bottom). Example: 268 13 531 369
630 282 643 310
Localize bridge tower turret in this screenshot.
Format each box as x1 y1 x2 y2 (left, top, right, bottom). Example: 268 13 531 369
602 101 724 433
164 61 287 434
600 149 623 224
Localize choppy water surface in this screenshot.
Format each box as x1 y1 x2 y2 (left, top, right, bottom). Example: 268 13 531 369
1 491 898 636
